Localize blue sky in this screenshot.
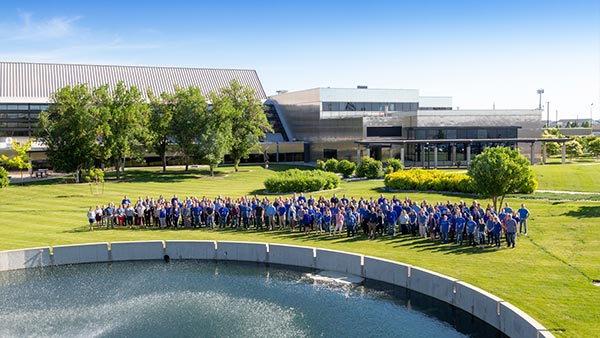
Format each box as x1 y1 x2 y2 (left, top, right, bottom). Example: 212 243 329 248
0 0 598 119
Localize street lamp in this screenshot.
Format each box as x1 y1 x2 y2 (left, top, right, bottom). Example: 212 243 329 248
537 89 544 110
591 103 594 128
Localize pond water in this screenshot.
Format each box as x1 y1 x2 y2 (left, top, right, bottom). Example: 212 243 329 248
0 260 504 338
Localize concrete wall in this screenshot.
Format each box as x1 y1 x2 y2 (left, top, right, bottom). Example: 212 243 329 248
216 241 268 263
454 281 503 330
0 242 554 338
0 247 51 271
362 256 410 288
165 240 217 260
315 248 362 276
52 243 110 265
110 241 165 261
268 244 315 268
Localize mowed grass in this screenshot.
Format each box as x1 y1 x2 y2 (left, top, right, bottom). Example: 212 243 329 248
533 159 600 192
0 164 599 337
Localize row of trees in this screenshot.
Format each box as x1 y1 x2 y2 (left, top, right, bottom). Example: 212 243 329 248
542 129 600 158
39 80 271 181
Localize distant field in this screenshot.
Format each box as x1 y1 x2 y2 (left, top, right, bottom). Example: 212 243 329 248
533 160 600 192
0 164 598 337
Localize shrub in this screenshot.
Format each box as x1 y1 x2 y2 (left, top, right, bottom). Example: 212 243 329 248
383 166 394 175
336 160 356 178
0 167 9 188
356 157 382 179
324 158 339 172
384 169 474 193
386 158 403 172
316 159 326 171
264 169 341 193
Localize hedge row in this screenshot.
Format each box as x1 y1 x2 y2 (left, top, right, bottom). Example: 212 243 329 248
384 169 475 193
316 158 357 178
264 169 341 193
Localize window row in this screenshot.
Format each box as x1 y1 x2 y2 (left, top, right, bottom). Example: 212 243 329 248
0 104 49 111
409 127 518 140
322 102 418 112
0 113 40 120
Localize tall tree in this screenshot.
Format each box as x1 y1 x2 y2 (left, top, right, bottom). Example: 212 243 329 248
199 92 234 176
96 82 148 180
38 84 98 182
147 90 175 172
468 146 536 212
212 79 272 172
171 86 207 171
0 138 33 184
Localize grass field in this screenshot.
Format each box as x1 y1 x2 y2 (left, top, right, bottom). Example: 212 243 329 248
533 161 600 192
0 164 599 337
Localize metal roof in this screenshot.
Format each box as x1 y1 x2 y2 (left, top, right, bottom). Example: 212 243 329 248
0 62 266 103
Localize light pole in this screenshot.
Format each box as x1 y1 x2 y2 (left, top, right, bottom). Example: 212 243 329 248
537 89 544 110
591 103 594 128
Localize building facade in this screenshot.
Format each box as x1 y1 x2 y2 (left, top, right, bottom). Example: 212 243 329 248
269 87 543 165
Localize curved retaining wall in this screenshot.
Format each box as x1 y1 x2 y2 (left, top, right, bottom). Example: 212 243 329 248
0 241 554 338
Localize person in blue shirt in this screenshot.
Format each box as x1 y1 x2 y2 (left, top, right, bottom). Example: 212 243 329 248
418 209 428 238
455 213 465 245
466 216 477 246
314 209 323 234
192 203 201 228
265 203 276 230
517 203 530 235
323 208 332 234
440 215 450 244
219 205 229 228
386 208 397 237
346 208 358 237
493 216 502 248
121 195 131 206
302 209 312 234
277 204 287 229
172 204 180 228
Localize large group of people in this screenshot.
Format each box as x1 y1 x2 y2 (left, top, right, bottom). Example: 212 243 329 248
87 193 530 249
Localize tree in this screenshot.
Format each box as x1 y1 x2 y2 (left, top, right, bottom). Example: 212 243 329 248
467 147 536 212
587 138 600 158
0 139 33 184
171 86 207 171
95 82 148 180
200 92 234 176
0 167 9 188
582 121 591 128
542 128 564 156
147 90 176 172
38 84 98 182
212 79 272 172
565 139 583 159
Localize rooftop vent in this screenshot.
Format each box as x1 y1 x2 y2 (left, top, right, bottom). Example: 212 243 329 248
357 85 368 89
276 90 288 95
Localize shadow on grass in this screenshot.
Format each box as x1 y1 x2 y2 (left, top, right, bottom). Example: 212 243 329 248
562 206 600 218
106 169 228 184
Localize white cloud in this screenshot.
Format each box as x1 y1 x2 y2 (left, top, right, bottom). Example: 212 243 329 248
0 11 82 41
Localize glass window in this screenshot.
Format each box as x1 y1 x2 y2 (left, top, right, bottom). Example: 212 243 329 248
344 102 357 111
17 105 29 110
415 130 426 139
372 103 385 111
446 129 457 139
355 102 369 111
0 105 7 110
40 105 49 111
466 129 477 139
477 129 488 139
388 103 396 111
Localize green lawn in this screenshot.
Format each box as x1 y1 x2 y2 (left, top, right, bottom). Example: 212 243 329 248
534 159 600 192
0 164 598 338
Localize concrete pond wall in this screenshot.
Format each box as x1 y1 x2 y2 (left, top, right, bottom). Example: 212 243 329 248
0 241 554 338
